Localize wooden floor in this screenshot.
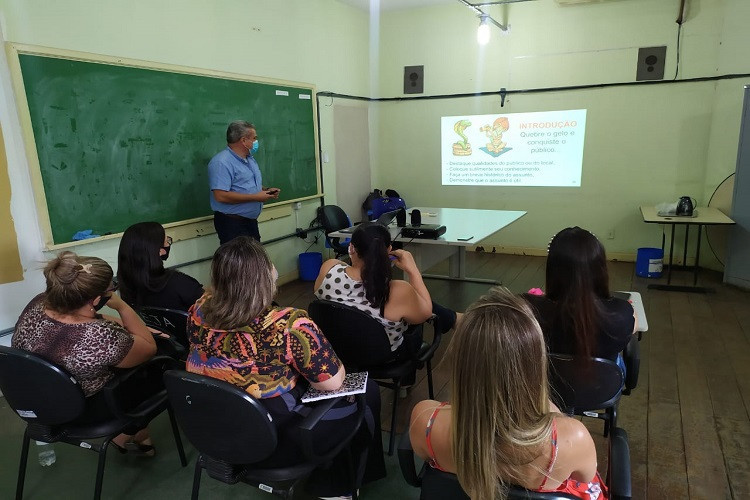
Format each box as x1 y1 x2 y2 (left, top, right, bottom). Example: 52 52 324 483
279 251 750 500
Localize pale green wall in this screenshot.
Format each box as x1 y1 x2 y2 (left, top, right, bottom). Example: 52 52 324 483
371 0 749 265
0 0 369 330
1 0 748 330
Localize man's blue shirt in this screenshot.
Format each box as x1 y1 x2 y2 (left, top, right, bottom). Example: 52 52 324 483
208 147 263 219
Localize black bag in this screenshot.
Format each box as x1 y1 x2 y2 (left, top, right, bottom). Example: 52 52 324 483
362 189 383 213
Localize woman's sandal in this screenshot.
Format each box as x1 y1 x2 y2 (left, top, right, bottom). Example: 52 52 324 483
111 440 156 457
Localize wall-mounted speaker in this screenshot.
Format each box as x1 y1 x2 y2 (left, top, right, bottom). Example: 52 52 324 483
636 46 667 81
410 209 422 226
404 65 424 94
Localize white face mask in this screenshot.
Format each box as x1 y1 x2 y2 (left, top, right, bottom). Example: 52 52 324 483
271 265 279 282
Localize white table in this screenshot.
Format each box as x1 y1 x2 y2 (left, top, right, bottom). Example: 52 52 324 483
640 206 735 293
331 207 526 284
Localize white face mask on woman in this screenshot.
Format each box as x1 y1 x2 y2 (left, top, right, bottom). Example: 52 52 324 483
271 265 279 283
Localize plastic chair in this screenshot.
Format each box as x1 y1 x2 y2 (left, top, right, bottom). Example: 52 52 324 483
548 353 624 464
163 370 364 499
0 346 187 500
308 299 442 455
319 205 352 258
398 428 632 500
138 306 190 359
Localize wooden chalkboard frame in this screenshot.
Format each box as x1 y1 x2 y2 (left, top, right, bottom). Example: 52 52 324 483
6 43 322 249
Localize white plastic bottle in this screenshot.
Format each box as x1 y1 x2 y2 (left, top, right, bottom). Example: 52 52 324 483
35 440 56 466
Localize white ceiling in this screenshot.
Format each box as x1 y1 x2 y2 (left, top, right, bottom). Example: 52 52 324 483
337 0 457 12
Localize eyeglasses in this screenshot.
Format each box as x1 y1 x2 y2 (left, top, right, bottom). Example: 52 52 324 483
162 236 173 250
105 280 119 293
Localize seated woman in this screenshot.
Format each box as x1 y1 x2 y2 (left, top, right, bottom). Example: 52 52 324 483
523 227 637 366
314 222 458 360
13 251 158 455
410 287 607 500
117 221 203 311
186 236 385 499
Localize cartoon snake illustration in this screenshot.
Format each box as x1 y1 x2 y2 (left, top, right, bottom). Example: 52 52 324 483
452 119 472 156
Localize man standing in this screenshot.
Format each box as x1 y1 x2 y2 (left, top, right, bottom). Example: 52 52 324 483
208 121 280 244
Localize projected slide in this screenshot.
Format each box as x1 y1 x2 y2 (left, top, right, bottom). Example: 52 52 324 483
441 109 587 187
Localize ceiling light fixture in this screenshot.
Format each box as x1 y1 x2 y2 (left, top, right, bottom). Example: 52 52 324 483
477 15 491 45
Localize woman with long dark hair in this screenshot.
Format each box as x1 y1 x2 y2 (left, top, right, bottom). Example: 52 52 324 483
523 226 637 363
117 222 203 311
314 222 458 358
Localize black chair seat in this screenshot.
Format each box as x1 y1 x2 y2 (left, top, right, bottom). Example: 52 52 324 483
164 370 366 499
137 306 190 360
0 347 187 500
548 354 627 484
308 300 442 455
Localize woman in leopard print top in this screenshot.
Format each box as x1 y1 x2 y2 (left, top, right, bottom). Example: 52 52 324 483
13 251 158 454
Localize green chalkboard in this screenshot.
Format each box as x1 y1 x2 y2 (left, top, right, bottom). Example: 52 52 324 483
17 53 319 244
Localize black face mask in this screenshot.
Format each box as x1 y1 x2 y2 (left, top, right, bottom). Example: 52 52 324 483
160 245 171 261
93 294 111 311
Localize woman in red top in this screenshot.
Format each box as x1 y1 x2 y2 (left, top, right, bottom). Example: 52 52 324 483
410 287 607 500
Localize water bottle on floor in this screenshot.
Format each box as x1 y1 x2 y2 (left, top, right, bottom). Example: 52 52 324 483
35 440 56 466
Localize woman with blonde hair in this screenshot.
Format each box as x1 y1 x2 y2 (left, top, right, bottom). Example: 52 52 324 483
187 236 385 499
410 287 606 500
13 251 158 455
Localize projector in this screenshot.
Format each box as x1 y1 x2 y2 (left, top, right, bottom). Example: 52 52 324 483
401 224 446 239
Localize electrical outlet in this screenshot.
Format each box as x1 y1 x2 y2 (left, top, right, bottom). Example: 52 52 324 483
293 202 302 210
607 230 615 240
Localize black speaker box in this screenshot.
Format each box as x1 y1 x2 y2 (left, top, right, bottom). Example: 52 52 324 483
636 46 667 81
396 208 406 227
410 209 421 226
404 65 424 94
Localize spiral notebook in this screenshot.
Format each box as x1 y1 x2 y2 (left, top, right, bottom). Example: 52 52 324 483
301 372 368 403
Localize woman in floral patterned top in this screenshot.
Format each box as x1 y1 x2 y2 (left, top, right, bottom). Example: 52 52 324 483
187 236 385 498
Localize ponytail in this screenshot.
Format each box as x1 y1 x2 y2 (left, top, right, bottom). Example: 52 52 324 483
351 223 392 310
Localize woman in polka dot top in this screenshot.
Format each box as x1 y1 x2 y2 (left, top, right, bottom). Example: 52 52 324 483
314 222 458 358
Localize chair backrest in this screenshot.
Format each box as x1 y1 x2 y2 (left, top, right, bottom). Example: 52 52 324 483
548 354 624 413
138 306 189 347
319 205 351 232
0 346 86 425
308 300 396 368
163 370 277 464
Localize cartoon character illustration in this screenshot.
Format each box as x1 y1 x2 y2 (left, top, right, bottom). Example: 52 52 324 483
479 117 510 155
452 119 472 156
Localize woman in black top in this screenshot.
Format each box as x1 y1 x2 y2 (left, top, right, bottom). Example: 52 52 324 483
523 227 637 365
117 222 203 311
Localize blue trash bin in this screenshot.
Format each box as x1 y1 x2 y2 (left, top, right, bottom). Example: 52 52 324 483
635 247 663 278
298 252 323 281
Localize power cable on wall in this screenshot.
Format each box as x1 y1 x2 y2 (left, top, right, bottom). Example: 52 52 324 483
317 71 750 106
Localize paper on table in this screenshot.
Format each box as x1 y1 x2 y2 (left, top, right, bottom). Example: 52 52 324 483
301 372 368 403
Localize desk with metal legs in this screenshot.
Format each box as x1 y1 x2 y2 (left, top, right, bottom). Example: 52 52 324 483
330 207 526 285
639 206 734 293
